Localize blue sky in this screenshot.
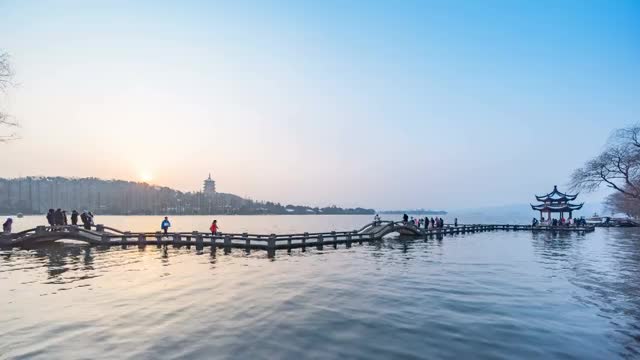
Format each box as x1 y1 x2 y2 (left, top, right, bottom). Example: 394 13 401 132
0 0 638 210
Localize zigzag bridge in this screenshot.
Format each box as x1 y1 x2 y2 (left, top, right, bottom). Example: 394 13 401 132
0 221 596 257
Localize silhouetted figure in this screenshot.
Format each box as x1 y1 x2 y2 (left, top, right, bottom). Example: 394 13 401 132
46 209 55 227
54 209 64 226
454 218 458 227
161 217 171 234
80 211 91 230
62 210 68 225
87 212 95 226
71 210 79 226
2 218 12 234
430 217 435 228
403 214 409 223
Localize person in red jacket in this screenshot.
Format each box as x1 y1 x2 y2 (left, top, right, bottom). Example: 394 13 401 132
210 220 219 235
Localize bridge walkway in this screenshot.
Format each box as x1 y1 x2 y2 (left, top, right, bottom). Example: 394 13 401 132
1 222 596 257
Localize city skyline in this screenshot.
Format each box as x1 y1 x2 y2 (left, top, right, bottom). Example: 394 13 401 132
0 174 376 215
1 1 638 209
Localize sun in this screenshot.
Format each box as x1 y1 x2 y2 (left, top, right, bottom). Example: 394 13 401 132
139 171 153 183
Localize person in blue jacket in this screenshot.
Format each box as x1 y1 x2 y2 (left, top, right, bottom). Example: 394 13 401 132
161 216 171 234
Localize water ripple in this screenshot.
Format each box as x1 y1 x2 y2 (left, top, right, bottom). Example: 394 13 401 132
1 228 639 359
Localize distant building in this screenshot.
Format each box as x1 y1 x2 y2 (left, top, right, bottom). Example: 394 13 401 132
203 173 216 196
531 185 583 220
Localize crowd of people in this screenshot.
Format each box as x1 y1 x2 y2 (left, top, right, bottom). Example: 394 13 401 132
401 213 454 229
372 213 457 229
45 209 95 230
0 209 96 236
532 217 587 227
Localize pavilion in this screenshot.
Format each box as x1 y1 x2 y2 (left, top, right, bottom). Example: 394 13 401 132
531 185 584 220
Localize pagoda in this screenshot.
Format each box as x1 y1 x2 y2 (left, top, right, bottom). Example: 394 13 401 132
531 185 583 220
203 173 216 197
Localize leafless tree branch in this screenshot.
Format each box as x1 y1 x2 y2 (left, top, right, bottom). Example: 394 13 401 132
0 50 17 142
571 124 640 216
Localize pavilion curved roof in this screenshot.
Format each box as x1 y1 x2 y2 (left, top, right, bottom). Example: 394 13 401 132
530 203 584 212
535 185 578 202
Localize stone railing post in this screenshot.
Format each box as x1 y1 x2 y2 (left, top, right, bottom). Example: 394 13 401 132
195 231 203 250
210 233 217 250
173 233 181 247
224 235 231 254
243 232 249 251
138 234 145 248
267 234 276 258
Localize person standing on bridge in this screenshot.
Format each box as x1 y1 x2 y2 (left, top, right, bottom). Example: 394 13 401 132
80 210 91 230
62 210 68 225
2 218 12 235
403 214 409 223
54 209 64 227
88 212 95 226
210 220 219 236
71 210 79 226
373 214 381 226
454 218 458 227
161 217 171 234
46 209 55 228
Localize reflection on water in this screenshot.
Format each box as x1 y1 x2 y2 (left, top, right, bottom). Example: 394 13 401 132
1 217 639 359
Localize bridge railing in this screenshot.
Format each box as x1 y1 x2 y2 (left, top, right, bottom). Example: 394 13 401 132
3 222 596 250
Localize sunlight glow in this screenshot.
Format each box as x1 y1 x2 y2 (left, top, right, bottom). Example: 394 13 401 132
140 171 153 183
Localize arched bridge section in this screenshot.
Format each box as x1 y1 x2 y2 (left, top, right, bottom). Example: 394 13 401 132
1 226 104 247
359 221 423 238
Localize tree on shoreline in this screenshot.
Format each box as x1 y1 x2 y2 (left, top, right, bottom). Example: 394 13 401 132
570 124 640 216
0 51 18 142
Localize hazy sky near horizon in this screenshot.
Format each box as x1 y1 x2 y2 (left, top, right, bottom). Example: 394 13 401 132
1 0 638 210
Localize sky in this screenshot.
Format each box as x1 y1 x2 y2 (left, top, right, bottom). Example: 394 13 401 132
0 0 638 210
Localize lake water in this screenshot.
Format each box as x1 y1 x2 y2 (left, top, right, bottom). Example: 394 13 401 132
1 215 640 359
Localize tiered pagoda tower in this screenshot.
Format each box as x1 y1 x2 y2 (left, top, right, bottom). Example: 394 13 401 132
531 185 583 220
203 173 216 196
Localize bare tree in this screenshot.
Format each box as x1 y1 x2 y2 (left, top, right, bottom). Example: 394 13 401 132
570 124 640 216
604 190 640 218
0 50 18 142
